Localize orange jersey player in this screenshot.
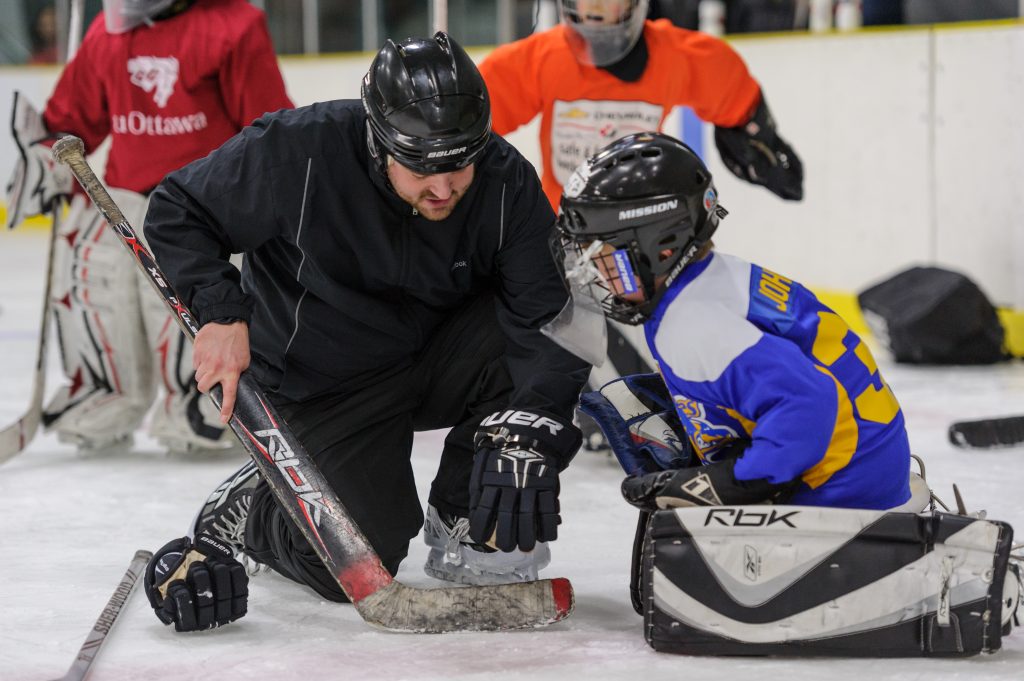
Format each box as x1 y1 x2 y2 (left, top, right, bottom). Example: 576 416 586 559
479 0 803 209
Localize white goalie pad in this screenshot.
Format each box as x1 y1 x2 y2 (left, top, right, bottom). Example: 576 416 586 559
641 505 1017 657
5 91 72 230
44 191 153 448
44 189 233 453
143 304 234 454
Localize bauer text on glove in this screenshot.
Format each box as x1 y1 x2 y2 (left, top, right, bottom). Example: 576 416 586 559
468 409 582 552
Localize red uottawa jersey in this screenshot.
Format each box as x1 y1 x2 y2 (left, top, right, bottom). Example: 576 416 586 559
44 0 293 194
479 20 761 209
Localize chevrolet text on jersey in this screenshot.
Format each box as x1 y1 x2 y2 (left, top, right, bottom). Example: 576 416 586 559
619 199 678 221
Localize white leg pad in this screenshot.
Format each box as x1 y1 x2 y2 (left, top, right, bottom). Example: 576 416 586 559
44 192 153 449
144 303 234 453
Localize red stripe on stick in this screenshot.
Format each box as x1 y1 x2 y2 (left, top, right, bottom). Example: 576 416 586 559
255 393 279 428
550 578 574 620
340 559 393 603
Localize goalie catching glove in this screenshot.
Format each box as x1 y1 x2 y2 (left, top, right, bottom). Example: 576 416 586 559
469 409 582 552
578 373 692 476
714 92 803 201
5 91 72 229
144 534 248 632
622 452 800 509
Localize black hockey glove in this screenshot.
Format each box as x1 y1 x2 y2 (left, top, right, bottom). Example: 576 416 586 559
144 534 248 632
621 456 799 510
469 409 582 552
714 93 804 201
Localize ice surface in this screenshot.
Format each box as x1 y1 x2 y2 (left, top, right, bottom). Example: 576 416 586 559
2 230 1023 680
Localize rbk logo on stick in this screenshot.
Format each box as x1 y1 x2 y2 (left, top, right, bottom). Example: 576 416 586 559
252 427 329 527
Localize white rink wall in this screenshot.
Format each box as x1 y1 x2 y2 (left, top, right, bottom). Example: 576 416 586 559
710 22 1024 311
1 21 1022 307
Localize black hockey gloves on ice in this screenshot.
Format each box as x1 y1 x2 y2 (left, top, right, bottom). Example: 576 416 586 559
144 534 248 632
469 409 582 553
621 455 799 510
714 93 804 201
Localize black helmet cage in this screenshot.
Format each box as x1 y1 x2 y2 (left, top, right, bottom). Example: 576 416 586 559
361 32 491 175
554 133 725 325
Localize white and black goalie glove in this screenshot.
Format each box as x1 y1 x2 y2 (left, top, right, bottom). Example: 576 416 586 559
5 91 72 230
621 457 799 510
578 372 692 475
468 409 582 552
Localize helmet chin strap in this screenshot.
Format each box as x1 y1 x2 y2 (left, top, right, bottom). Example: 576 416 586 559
365 122 385 172
365 122 399 195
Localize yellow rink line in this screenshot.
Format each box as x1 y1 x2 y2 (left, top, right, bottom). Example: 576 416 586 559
5 207 1022 357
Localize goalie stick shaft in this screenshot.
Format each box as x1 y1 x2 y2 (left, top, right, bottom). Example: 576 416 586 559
67 0 85 62
0 202 60 464
49 549 152 681
52 135 573 633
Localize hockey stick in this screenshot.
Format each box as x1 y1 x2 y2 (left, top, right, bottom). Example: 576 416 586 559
949 415 1024 449
52 136 573 633
67 0 85 63
48 549 152 681
0 202 60 464
432 0 448 33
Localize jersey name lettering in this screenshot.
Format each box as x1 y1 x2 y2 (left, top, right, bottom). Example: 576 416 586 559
757 268 792 312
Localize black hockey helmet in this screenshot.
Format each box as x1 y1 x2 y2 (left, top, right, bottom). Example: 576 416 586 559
361 32 491 174
554 132 726 325
558 0 649 67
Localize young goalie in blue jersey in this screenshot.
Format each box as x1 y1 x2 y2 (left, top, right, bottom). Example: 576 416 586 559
551 132 913 511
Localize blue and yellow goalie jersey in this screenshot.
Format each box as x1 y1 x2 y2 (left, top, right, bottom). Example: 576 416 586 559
644 252 911 509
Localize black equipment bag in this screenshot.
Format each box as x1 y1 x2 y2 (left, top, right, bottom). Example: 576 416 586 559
640 506 1015 657
858 266 1008 364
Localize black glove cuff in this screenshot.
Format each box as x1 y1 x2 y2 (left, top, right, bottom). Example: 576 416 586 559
742 92 777 140
621 456 801 510
144 537 190 614
475 408 582 468
192 533 234 560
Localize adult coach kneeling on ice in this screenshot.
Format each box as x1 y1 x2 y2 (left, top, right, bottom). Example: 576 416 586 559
140 33 588 632
550 133 1020 655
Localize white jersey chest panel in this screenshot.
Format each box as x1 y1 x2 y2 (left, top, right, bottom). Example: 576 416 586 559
652 253 763 384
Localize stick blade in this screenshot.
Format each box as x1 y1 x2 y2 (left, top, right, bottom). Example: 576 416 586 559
0 411 41 463
949 416 1024 449
357 577 574 633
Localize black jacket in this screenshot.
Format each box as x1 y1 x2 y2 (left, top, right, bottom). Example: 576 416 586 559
144 100 589 416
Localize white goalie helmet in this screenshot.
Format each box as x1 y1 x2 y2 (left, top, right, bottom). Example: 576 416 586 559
558 0 650 67
103 0 179 34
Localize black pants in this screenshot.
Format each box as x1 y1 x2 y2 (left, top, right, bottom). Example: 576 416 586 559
244 296 513 602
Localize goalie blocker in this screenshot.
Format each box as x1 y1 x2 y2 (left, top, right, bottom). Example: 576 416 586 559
638 505 1019 657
